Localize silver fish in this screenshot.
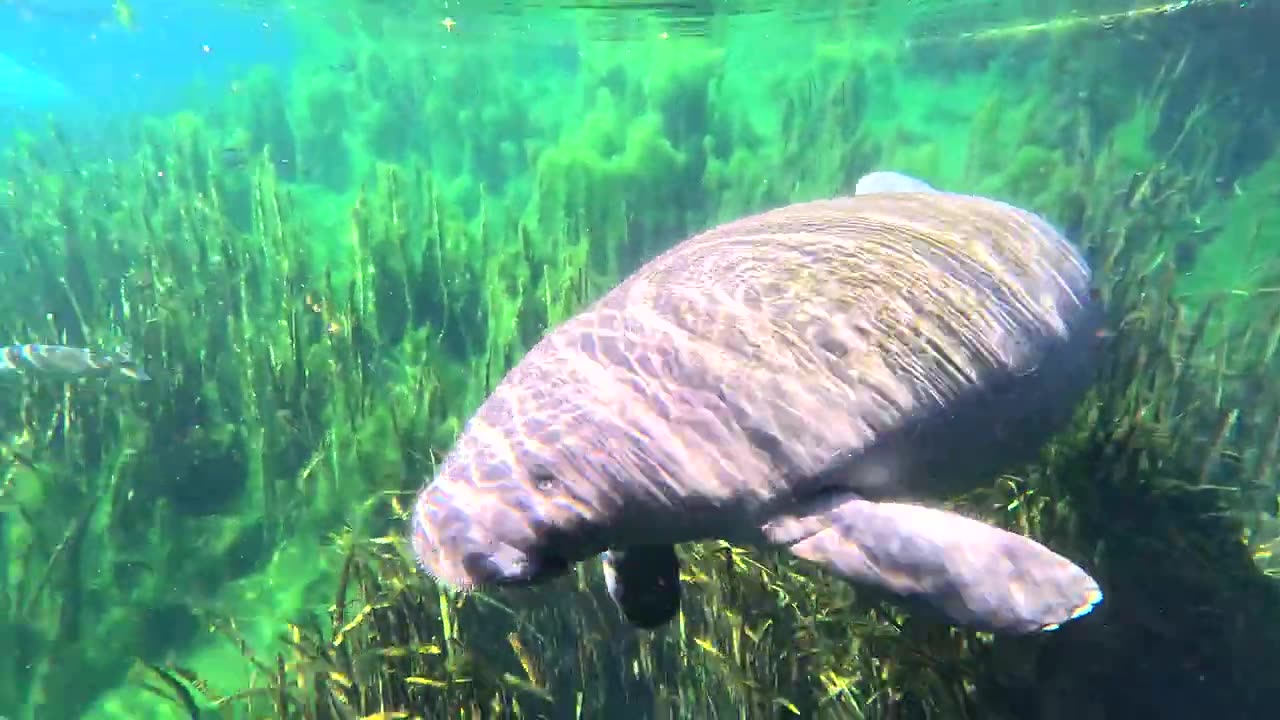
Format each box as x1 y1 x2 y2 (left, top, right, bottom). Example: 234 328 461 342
0 343 150 382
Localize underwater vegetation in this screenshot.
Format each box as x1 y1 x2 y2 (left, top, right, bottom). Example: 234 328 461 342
0 2 1277 719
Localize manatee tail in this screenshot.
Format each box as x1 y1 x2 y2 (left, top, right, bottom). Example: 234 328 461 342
780 498 1101 634
854 171 937 196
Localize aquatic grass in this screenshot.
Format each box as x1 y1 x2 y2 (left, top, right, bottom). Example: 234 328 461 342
0 4 1276 719
0 79 613 718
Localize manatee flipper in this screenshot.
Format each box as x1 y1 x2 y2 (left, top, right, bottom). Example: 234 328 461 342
854 171 938 196
601 546 682 630
773 498 1101 634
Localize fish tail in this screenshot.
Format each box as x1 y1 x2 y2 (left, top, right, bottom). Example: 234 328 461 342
111 343 151 381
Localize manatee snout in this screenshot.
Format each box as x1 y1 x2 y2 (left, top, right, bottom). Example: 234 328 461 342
412 477 571 591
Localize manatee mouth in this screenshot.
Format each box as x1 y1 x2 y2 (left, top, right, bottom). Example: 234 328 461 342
461 549 572 589
410 502 576 593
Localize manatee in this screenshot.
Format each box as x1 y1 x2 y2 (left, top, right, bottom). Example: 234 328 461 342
854 170 936 195
411 170 1105 635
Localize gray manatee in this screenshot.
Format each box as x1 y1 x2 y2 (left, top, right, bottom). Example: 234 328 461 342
411 170 1104 635
854 170 937 195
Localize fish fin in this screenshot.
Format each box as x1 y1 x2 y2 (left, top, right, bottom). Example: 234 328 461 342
601 546 682 630
117 364 151 382
111 342 151 381
776 498 1101 634
854 171 937 196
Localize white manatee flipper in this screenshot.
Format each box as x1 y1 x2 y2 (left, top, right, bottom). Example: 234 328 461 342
855 170 937 196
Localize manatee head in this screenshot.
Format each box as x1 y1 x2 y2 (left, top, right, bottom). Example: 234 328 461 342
411 475 563 592
410 377 614 592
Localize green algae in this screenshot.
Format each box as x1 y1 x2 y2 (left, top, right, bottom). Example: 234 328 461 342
0 3 1276 719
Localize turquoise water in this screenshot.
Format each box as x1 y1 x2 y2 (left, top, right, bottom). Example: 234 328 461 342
0 1 1277 718
0 0 294 145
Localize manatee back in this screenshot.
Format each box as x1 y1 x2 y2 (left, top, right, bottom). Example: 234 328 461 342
552 191 1098 516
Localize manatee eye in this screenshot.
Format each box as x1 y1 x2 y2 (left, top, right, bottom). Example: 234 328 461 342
530 465 556 491
813 328 849 358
